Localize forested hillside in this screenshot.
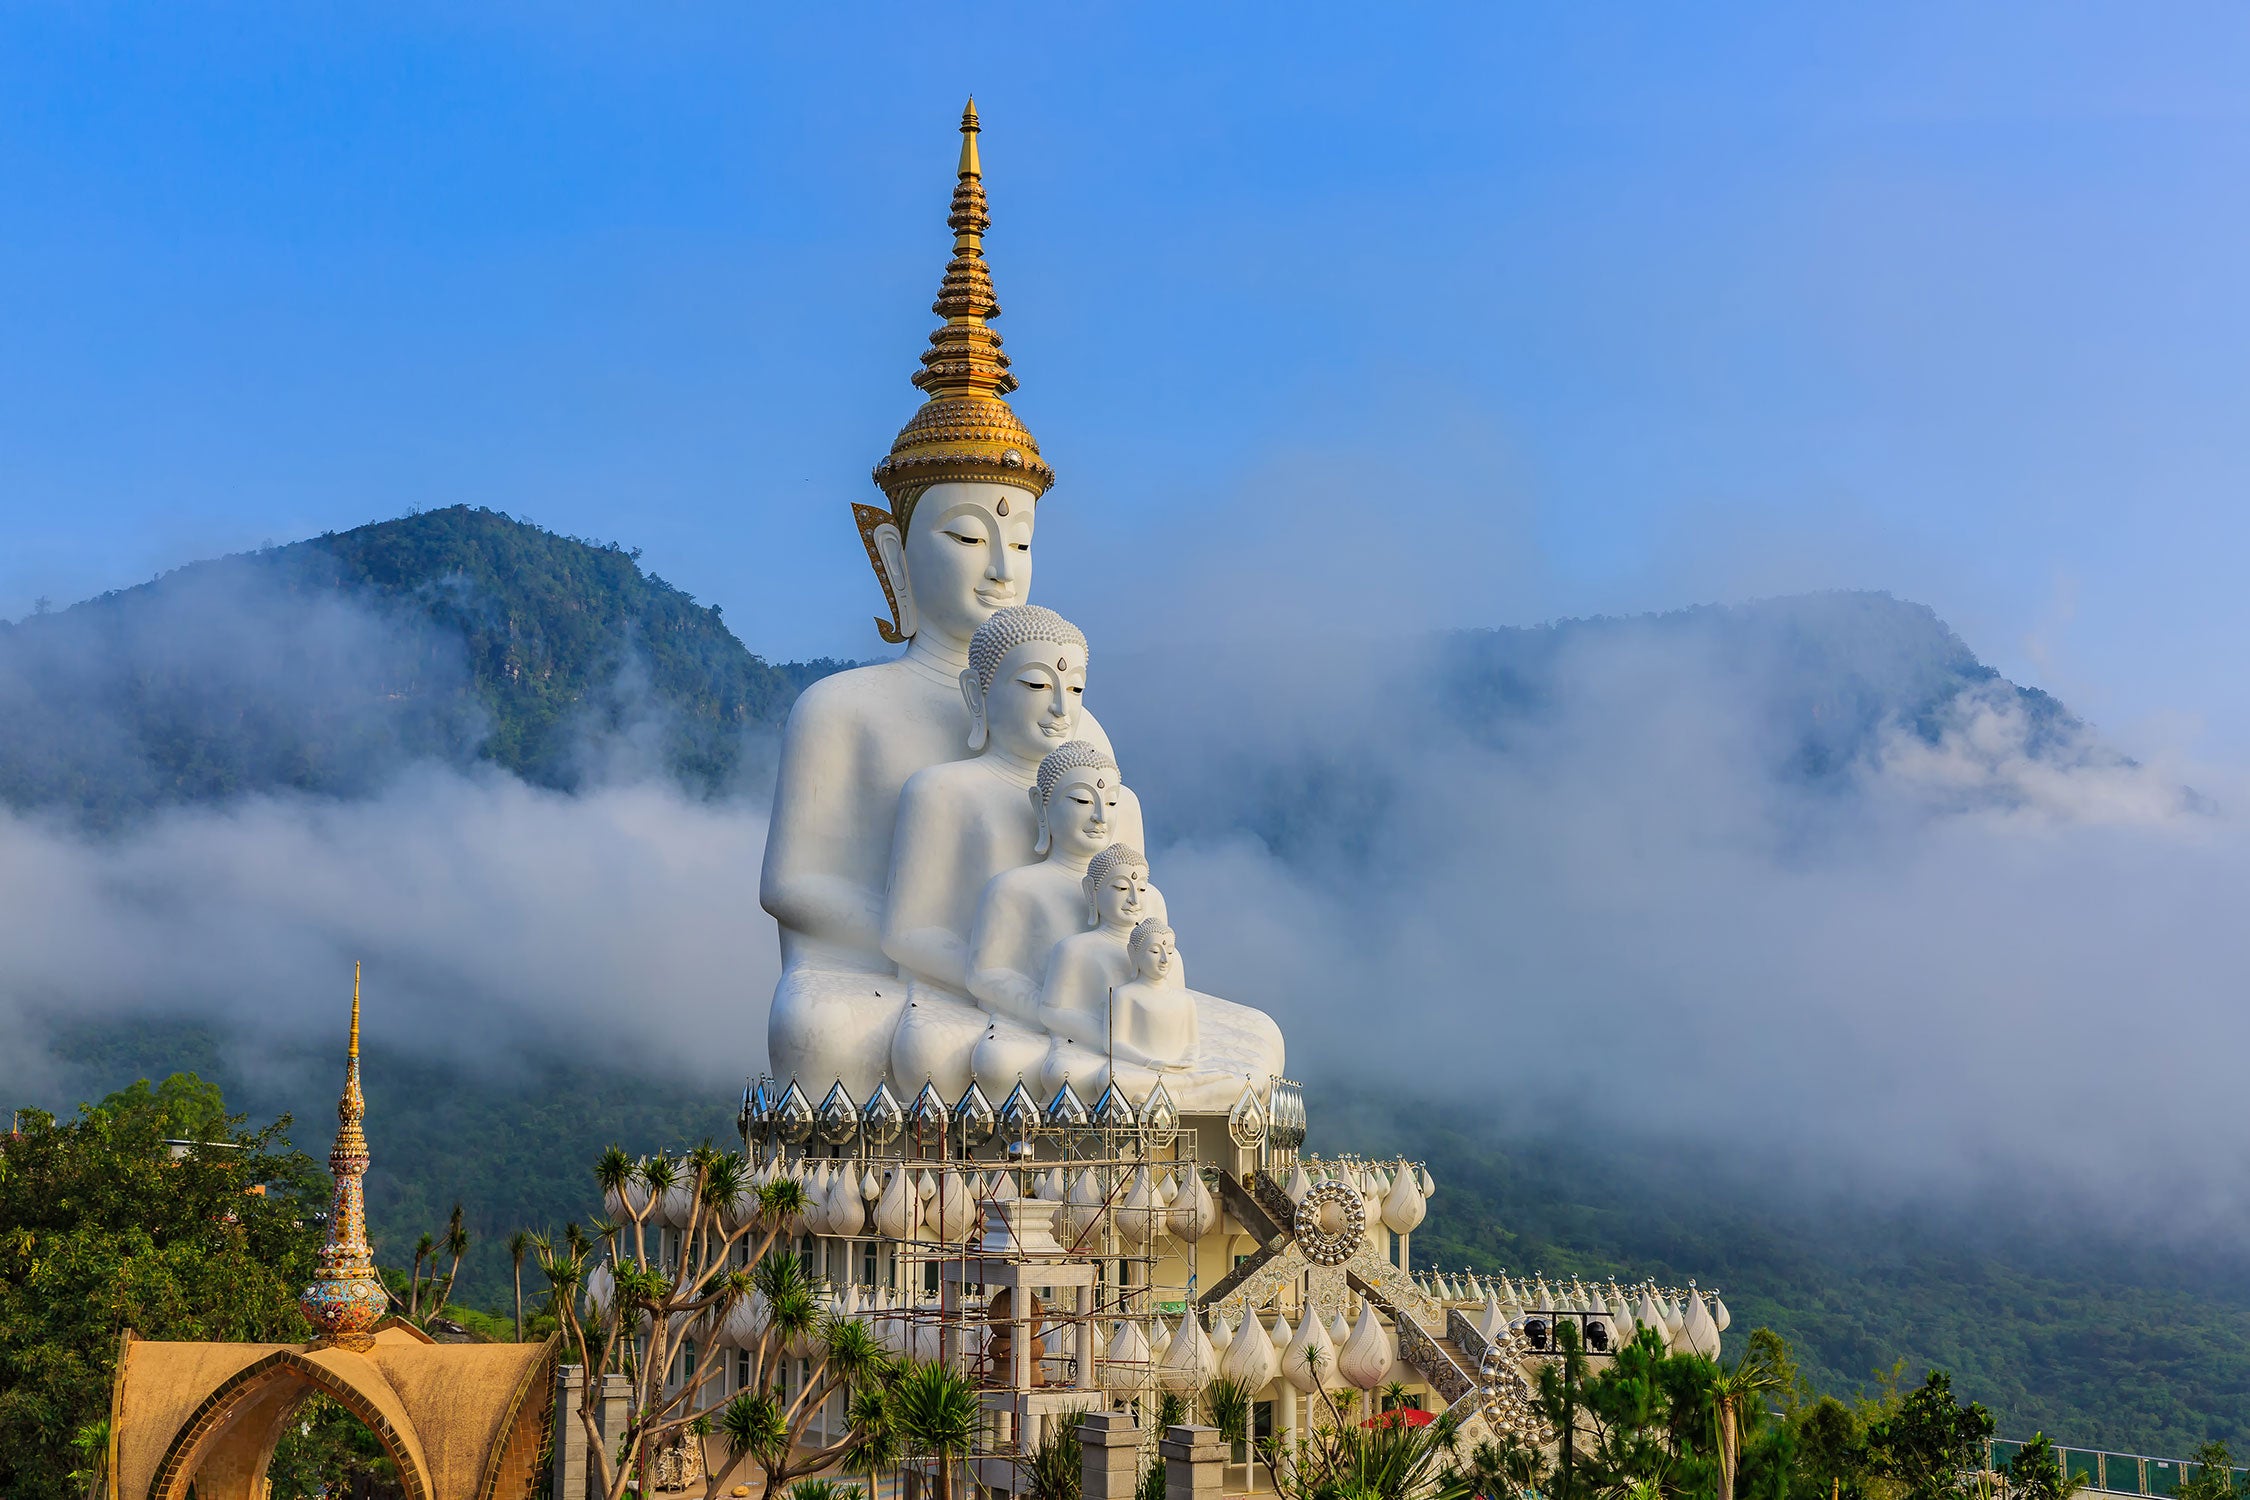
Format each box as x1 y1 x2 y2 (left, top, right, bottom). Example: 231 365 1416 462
0 505 843 824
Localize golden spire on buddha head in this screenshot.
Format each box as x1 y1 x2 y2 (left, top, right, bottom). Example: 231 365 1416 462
860 99 1055 643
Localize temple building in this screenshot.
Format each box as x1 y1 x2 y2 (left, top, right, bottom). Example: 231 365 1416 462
106 972 557 1500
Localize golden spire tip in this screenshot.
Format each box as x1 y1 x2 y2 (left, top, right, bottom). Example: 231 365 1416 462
958 97 981 178
349 961 361 1059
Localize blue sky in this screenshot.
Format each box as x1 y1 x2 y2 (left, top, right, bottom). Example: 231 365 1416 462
4 4 2247 750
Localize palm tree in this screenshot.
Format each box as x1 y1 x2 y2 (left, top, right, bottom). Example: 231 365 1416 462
1712 1334 1787 1500
407 1231 436 1319
843 1380 900 1500
1204 1377 1252 1492
431 1202 470 1318
508 1230 531 1341
889 1360 980 1500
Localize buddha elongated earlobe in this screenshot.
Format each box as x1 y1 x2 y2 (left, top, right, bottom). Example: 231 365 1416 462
1083 872 1100 928
1031 785 1052 855
873 521 918 641
959 669 987 750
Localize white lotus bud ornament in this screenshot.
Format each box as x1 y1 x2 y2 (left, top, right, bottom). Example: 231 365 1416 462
1116 1168 1160 1249
1339 1304 1393 1391
1170 1170 1219 1241
1281 1306 1337 1393
583 1259 615 1316
875 1168 922 1241
1161 1314 1216 1392
1684 1288 1721 1359
825 1168 864 1237
1104 1318 1152 1393
1221 1309 1278 1388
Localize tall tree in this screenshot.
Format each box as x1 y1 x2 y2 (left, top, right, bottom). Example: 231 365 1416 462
0 1078 324 1498
546 1144 889 1500
508 1230 531 1342
1866 1371 1995 1500
888 1360 981 1500
1714 1331 1790 1500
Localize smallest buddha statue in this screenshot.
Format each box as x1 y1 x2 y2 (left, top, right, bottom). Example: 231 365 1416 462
1110 919 1199 1069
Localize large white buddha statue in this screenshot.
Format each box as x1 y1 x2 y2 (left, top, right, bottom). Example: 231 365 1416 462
759 101 1114 1095
761 103 1286 1113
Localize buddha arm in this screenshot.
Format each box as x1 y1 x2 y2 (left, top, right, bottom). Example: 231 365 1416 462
880 781 972 989
965 880 1042 1021
1034 939 1111 1045
759 697 886 952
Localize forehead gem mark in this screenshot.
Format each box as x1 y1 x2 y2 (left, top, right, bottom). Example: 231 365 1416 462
1056 657 1067 671
997 496 1010 515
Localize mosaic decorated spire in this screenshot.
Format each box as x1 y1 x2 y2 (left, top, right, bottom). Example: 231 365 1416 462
301 962 388 1350
869 98 1054 514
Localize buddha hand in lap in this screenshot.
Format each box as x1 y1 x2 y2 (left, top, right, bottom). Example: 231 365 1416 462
889 606 1144 1097
760 477 1119 1096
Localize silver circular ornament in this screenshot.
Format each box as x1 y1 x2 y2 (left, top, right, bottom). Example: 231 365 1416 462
1293 1178 1365 1266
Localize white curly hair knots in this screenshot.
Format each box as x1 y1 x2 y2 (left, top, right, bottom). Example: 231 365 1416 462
1082 843 1149 925
968 605 1090 695
1035 741 1119 808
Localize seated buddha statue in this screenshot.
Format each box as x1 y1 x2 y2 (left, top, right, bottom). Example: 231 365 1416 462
966 741 1159 1025
759 103 1116 1099
886 606 1142 1097
966 769 1166 1093
1033 841 1158 1050
1034 847 1286 1112
1110 920 1198 1067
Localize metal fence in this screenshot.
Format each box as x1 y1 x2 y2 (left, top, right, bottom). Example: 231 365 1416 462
1988 1440 2243 1498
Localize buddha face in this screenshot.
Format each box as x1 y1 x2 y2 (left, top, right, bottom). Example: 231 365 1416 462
1091 859 1153 931
972 640 1085 763
884 482 1038 648
1047 767 1121 862
1133 927 1176 983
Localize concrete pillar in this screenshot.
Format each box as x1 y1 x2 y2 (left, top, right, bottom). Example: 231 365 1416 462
599 1370 633 1488
1161 1425 1225 1500
1081 1411 1143 1500
554 1365 588 1500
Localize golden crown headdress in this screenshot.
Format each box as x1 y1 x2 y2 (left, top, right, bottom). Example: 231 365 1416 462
857 99 1054 642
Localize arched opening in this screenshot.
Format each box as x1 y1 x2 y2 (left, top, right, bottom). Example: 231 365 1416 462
264 1393 412 1500
149 1352 429 1500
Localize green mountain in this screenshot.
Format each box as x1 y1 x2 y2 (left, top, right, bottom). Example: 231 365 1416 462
0 505 845 824
5 507 2235 1456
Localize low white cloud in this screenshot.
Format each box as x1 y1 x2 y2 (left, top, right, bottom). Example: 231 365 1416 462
0 768 777 1092
5 583 2246 1240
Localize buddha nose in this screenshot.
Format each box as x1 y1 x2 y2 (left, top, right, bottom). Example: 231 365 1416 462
988 540 1019 585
